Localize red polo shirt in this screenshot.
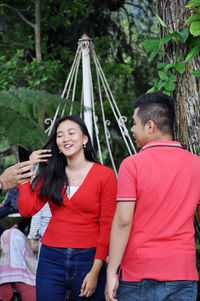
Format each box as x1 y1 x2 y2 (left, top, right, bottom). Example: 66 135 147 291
117 141 200 281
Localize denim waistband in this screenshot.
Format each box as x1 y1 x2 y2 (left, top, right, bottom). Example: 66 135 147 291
42 245 96 255
55 247 95 251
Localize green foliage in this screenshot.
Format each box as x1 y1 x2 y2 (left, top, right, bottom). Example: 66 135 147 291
0 190 7 203
23 59 63 93
0 50 25 90
0 0 158 100
0 50 63 93
185 1 200 36
0 88 66 149
196 147 200 154
143 2 200 95
0 0 158 163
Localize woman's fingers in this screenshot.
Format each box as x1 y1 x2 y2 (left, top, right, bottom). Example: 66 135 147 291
29 149 52 164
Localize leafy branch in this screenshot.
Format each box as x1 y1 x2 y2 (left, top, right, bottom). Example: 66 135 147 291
0 4 35 28
143 0 200 95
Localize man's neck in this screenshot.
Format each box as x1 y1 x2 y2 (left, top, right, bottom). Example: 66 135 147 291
151 132 173 142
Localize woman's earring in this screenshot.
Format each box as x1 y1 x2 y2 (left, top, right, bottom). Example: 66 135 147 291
59 150 61 153
83 144 86 148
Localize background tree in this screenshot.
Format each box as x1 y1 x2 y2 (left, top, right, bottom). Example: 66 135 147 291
143 0 200 153
0 0 158 170
157 0 200 154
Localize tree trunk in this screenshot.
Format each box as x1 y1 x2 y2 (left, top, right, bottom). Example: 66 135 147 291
35 0 42 62
157 0 200 154
34 0 45 130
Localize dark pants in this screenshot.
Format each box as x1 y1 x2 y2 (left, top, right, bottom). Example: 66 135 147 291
0 206 18 218
36 245 106 301
116 278 197 301
0 206 19 236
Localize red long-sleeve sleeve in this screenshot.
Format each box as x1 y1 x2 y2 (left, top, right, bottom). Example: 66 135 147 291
18 181 45 217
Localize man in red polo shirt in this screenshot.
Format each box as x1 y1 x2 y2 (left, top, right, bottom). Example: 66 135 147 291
105 92 200 301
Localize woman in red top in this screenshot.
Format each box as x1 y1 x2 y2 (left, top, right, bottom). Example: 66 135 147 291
17 115 117 301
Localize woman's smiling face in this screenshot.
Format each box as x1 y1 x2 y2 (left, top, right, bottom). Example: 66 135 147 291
56 119 88 158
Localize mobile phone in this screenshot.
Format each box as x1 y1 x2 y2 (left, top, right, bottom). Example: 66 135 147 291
18 144 30 162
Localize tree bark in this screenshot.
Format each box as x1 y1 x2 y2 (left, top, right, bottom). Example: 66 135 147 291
34 0 45 130
35 0 42 62
157 0 200 154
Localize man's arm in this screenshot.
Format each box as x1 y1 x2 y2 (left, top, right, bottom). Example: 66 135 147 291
105 201 135 301
0 161 34 191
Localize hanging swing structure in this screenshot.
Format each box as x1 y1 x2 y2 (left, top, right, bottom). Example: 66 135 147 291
45 35 137 176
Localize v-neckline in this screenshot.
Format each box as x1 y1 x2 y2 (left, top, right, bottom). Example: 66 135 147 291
65 162 96 201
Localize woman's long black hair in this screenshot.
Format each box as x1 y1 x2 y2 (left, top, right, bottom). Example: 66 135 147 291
31 115 96 206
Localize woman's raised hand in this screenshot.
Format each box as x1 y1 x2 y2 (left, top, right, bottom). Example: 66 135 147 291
29 149 52 165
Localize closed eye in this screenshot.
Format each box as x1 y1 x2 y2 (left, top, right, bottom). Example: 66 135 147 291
57 134 63 138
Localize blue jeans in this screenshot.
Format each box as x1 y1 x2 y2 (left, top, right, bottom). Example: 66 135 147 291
116 278 197 301
36 245 106 301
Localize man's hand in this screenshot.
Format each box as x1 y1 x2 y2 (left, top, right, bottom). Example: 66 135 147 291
0 161 34 190
105 273 119 301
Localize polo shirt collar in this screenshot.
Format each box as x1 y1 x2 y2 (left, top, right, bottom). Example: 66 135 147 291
141 141 183 152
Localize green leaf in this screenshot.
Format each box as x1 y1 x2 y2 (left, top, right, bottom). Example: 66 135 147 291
184 46 200 62
154 78 160 86
190 21 200 36
164 82 175 91
163 63 175 72
146 87 157 93
157 62 167 69
168 74 177 82
177 53 186 62
195 8 200 17
143 40 160 51
160 33 173 45
196 147 200 153
163 90 171 96
156 13 171 32
179 27 190 43
174 63 185 73
149 46 160 62
172 32 184 42
157 82 165 90
158 71 169 81
185 0 200 7
191 69 200 76
184 14 200 26
186 36 200 47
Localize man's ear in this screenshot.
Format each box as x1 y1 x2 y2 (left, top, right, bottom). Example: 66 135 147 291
146 120 156 133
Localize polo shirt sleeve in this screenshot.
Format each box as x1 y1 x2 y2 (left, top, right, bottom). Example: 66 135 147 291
117 157 137 202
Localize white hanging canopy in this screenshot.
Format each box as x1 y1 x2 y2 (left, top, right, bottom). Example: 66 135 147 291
45 34 137 176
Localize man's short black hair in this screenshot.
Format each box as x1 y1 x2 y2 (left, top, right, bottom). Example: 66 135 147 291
133 92 175 135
